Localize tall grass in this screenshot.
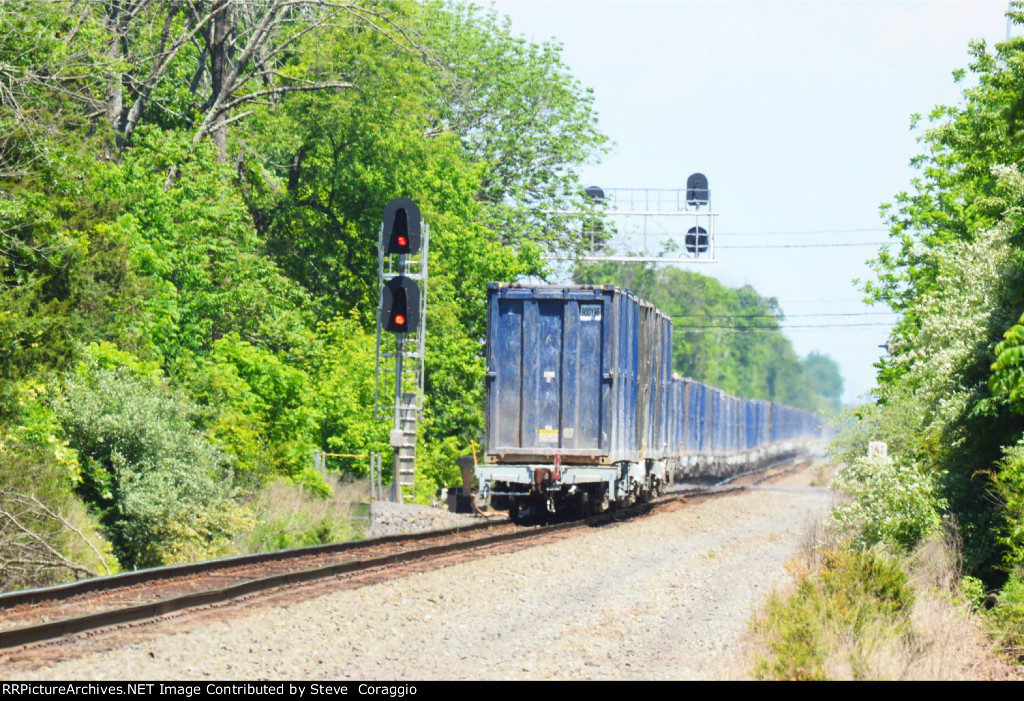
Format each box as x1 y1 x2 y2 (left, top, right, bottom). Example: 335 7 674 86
750 526 1021 680
233 475 365 553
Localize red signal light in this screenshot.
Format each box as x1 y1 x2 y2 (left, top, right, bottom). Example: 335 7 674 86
381 275 419 334
397 235 408 248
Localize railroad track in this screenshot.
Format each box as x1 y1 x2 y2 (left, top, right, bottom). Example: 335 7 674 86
0 454 817 653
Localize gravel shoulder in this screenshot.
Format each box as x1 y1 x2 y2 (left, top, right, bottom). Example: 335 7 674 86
5 472 832 681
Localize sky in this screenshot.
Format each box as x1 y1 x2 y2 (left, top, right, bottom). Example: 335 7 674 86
490 0 1011 404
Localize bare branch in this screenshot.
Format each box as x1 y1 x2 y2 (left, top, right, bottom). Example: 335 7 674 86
220 81 353 113
0 496 99 581
20 493 112 576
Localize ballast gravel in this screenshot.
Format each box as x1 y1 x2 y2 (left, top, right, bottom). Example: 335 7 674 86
364 500 479 539
6 483 832 680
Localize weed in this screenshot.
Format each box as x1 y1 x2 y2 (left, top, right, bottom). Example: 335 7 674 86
752 546 915 680
233 474 362 553
988 569 1024 661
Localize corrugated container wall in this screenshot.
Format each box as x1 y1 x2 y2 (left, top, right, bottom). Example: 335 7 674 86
485 284 672 464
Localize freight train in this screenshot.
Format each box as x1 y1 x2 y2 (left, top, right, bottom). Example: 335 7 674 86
475 283 822 522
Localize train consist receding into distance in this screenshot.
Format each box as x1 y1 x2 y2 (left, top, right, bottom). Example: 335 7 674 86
475 283 823 521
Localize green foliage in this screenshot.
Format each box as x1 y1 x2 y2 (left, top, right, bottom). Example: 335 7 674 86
854 11 1024 582
753 548 915 680
55 368 251 569
187 334 323 491
829 389 924 468
831 456 945 551
0 382 118 589
754 578 828 680
867 32 1024 323
990 312 1024 411
960 575 987 611
0 436 118 591
804 352 844 412
308 315 388 476
847 164 1024 576
420 1 609 255
413 434 465 505
233 477 360 553
988 443 1024 570
113 128 313 360
987 569 1024 661
0 0 614 577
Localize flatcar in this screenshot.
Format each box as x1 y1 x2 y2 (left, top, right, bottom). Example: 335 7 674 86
475 283 822 522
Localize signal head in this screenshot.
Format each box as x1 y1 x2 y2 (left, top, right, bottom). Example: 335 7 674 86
381 276 420 334
382 198 422 255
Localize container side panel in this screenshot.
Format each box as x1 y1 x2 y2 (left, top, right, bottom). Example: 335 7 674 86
565 298 605 450
658 317 673 455
699 384 713 454
561 301 579 449
625 297 639 453
492 298 524 450
636 306 653 452
522 299 564 449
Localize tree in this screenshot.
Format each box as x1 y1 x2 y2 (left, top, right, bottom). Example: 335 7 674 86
56 367 250 569
853 10 1024 576
418 1 609 256
803 352 843 412
0 0 616 576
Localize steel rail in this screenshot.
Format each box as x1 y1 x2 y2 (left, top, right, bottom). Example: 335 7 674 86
0 519 501 611
0 500 657 650
0 454 815 651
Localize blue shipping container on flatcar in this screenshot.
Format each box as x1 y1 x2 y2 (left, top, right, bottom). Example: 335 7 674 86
484 283 672 464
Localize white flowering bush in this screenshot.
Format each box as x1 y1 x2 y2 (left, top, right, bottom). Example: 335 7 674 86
887 216 1019 445
830 456 946 550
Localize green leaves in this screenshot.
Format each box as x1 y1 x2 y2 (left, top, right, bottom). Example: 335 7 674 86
850 15 1024 578
55 368 247 569
418 1 609 257
990 312 1024 411
188 334 322 490
0 0 622 570
830 456 945 551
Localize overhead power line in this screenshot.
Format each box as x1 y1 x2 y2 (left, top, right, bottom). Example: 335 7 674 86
715 241 895 249
718 227 889 236
674 312 896 319
677 321 894 330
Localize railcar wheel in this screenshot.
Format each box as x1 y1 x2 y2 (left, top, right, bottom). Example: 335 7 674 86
508 497 520 525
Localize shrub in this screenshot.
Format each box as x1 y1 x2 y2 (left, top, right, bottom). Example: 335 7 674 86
753 578 828 680
55 368 250 569
753 547 916 680
960 576 987 611
988 442 1024 570
0 436 118 591
988 569 1024 661
830 456 945 551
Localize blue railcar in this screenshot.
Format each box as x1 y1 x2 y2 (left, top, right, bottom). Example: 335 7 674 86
744 401 757 451
479 284 673 520
484 283 671 464
477 283 823 520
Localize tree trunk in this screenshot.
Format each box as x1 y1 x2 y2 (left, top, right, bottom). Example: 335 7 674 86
207 0 234 162
103 1 124 153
